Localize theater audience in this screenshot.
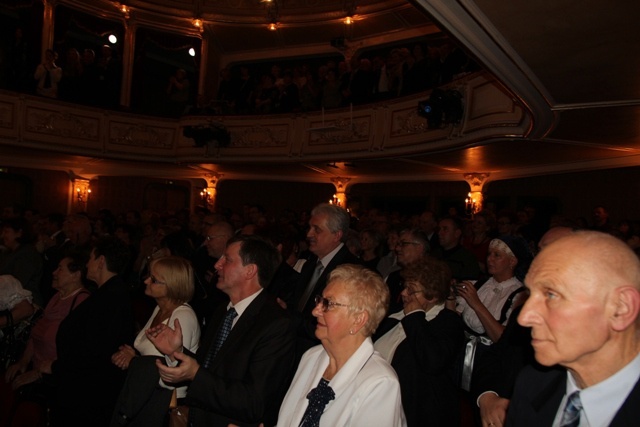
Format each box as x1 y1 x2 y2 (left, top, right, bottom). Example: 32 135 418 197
277 264 405 426
374 258 464 427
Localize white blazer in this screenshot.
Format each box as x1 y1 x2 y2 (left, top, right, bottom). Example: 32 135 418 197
277 338 406 427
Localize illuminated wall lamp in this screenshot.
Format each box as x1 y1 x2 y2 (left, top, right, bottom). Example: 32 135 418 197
344 15 354 25
76 183 91 203
268 22 278 31
193 18 203 29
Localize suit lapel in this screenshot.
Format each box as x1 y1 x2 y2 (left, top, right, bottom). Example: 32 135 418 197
530 369 566 424
209 292 265 368
610 376 640 426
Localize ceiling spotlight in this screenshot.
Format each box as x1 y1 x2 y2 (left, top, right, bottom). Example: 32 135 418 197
188 47 196 57
108 34 118 44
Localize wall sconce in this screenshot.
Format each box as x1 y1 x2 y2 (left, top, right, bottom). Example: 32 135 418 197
344 15 354 25
200 188 211 207
75 179 91 203
193 18 202 29
465 192 479 216
268 22 278 31
329 194 341 205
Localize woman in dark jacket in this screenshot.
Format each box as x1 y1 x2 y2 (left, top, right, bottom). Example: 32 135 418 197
374 257 465 426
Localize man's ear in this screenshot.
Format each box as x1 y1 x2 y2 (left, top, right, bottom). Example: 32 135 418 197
244 263 258 280
610 286 640 332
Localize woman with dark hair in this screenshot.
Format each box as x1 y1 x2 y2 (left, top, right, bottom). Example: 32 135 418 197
0 217 44 307
3 251 90 426
374 258 465 427
39 237 135 427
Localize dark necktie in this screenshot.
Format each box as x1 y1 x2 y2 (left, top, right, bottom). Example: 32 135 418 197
560 391 582 427
299 378 335 427
202 307 237 368
297 260 324 312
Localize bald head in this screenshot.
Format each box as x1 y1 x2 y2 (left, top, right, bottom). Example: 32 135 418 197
537 226 574 251
538 230 640 290
520 231 640 386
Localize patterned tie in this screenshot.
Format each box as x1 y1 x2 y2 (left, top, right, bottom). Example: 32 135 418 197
298 378 335 427
202 307 237 368
297 260 324 312
560 391 582 427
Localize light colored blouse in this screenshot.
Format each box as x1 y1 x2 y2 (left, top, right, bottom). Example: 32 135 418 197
456 276 523 335
277 338 406 427
135 304 200 398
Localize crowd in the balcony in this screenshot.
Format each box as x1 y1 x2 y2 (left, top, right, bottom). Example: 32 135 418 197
1 22 478 118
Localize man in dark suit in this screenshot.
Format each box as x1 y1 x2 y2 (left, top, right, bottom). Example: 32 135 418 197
290 203 361 354
505 231 640 427
148 235 295 427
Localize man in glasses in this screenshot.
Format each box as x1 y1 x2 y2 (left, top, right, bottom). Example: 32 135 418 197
385 228 431 314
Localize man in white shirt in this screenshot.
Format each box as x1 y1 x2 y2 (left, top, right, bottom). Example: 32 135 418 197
147 235 295 427
505 231 640 427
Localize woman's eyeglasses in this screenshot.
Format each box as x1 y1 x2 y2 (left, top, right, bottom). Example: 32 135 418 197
148 275 167 285
314 295 349 312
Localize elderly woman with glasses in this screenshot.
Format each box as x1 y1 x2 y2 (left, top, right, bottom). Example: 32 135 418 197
277 264 406 427
374 257 465 427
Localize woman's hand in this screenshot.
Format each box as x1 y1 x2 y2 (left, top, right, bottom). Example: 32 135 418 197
111 344 136 370
5 360 27 383
456 280 483 310
11 369 41 390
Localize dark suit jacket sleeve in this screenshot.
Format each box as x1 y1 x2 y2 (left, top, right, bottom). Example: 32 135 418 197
401 308 465 373
187 296 295 425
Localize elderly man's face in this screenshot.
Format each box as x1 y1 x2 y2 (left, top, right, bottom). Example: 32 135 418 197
307 212 341 259
518 241 613 371
395 231 425 266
